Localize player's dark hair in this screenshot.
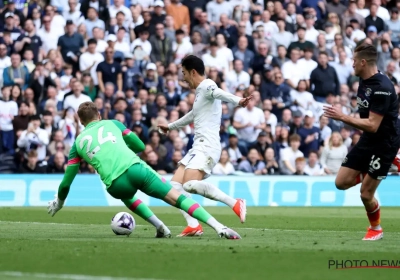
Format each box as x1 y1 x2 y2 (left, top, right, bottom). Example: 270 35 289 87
181 55 205 76
354 43 377 65
77 101 99 125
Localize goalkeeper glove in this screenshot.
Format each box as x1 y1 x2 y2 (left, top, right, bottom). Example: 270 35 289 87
47 194 65 217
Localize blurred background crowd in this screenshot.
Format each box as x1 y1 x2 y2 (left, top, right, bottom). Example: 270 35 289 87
0 0 400 176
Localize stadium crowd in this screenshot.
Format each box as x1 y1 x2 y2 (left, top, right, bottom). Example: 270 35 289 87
0 0 399 175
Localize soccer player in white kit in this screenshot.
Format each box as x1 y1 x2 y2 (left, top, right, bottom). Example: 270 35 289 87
158 55 252 237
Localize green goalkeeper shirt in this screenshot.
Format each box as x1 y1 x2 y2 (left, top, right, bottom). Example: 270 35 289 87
57 120 145 200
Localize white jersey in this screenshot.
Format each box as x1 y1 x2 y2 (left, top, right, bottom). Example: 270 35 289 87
168 79 241 163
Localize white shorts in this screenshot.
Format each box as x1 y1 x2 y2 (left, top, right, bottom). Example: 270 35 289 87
179 147 218 179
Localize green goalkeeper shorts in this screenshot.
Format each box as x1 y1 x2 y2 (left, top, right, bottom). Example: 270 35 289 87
107 161 172 200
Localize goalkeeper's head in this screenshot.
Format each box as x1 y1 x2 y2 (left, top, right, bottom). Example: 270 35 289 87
77 101 101 126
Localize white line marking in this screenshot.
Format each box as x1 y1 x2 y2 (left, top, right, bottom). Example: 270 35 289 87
0 220 394 234
0 271 162 280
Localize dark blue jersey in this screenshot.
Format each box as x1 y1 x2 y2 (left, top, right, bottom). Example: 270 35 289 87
357 72 399 144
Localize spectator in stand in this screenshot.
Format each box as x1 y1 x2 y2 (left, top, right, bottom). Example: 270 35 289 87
12 100 30 136
233 98 265 151
279 133 304 175
262 147 279 175
80 0 110 25
227 134 245 169
173 29 193 64
365 4 385 34
282 48 307 89
37 15 62 55
47 130 71 157
46 150 67 173
297 110 320 157
96 47 122 93
1 12 22 41
18 150 46 173
108 0 131 23
232 35 254 72
17 114 49 161
0 86 18 154
150 23 173 67
293 157 308 175
225 59 250 94
310 52 340 102
330 50 353 85
14 19 42 63
386 8 400 47
313 34 334 61
193 11 216 45
287 26 314 55
250 131 271 160
212 149 235 175
304 150 324 176
251 41 269 75
63 81 91 111
320 132 348 175
166 0 190 31
164 150 183 174
146 150 167 174
57 20 85 72
342 1 365 30
3 53 30 90
83 8 105 39
238 148 265 174
63 0 85 27
266 71 292 121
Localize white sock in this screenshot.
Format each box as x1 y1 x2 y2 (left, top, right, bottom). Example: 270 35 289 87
146 215 163 228
371 225 382 230
183 180 236 208
205 217 224 233
170 181 200 228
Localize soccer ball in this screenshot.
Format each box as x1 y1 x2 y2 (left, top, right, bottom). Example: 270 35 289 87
111 212 135 236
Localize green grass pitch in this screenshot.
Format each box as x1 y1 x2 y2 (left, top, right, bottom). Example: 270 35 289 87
0 207 400 280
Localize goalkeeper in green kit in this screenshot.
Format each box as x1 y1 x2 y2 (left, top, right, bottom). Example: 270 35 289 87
48 101 241 239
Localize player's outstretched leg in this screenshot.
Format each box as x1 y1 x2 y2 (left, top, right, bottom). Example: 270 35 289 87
183 180 246 223
121 197 171 238
166 190 241 239
171 181 203 237
359 176 383 241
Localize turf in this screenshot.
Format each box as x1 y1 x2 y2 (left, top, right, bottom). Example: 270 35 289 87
0 207 400 280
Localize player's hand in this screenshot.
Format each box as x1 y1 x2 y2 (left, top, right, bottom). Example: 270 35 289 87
323 105 344 121
157 124 169 135
239 94 253 108
47 194 65 217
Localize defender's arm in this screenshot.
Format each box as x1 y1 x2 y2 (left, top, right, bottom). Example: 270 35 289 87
340 112 383 133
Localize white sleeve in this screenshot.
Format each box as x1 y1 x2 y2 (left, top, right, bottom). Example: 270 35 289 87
79 55 86 72
281 63 290 79
17 130 28 148
37 129 50 145
209 88 241 106
11 102 18 116
233 109 243 123
168 111 194 130
63 97 70 110
280 148 290 161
